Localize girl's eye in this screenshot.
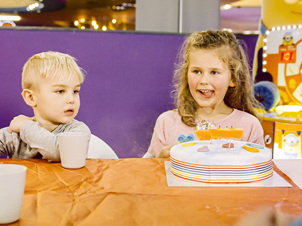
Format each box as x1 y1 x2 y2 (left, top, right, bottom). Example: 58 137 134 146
56 90 64 94
211 71 219 75
74 90 80 94
193 70 201 74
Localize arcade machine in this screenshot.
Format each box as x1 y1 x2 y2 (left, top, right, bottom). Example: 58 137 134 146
256 25 302 159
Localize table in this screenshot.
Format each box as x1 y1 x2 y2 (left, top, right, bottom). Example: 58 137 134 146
1 158 302 225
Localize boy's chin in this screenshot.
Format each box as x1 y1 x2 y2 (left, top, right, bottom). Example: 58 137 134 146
59 117 76 124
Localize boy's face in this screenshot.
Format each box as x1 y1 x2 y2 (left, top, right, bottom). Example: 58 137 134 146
32 73 81 131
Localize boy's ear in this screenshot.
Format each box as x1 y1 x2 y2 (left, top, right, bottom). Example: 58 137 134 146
21 89 37 107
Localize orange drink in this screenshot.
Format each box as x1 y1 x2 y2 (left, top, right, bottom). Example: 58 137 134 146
225 128 244 139
209 127 244 139
195 130 212 140
208 127 222 139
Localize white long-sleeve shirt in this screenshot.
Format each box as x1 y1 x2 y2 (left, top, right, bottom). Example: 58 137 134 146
0 119 91 162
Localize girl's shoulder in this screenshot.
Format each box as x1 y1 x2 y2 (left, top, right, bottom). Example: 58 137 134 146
158 109 178 117
232 109 259 120
157 109 181 124
217 109 259 124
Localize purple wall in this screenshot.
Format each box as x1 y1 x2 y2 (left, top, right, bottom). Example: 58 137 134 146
0 28 185 158
0 28 257 158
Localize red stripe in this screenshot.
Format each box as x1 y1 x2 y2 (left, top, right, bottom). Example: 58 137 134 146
171 157 272 169
171 170 273 184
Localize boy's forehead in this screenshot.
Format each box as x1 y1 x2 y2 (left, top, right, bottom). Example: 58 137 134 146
47 71 82 81
40 73 82 85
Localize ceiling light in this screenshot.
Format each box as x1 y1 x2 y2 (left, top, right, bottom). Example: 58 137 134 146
0 15 21 21
222 4 232 10
27 2 40 11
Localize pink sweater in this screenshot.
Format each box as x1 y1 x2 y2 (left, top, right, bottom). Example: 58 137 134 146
147 109 265 157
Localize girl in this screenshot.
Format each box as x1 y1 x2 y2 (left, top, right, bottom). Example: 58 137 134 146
144 30 264 158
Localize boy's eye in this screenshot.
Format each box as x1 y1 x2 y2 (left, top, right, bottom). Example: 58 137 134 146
211 71 219 75
56 90 64 94
74 90 80 94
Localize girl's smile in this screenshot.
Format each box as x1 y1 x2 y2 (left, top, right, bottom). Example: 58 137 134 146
197 89 214 98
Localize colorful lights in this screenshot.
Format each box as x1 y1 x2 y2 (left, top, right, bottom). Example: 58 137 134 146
262 24 302 72
73 17 129 31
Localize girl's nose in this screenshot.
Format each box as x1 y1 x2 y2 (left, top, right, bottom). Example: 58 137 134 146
198 73 209 85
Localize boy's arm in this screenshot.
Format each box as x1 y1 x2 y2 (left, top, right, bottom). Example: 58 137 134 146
19 120 91 162
9 115 33 133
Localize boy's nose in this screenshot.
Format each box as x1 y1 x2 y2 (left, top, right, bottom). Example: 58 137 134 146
66 93 75 103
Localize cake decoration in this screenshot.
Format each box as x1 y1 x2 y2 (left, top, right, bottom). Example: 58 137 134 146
195 120 213 140
197 146 210 152
222 143 234 148
177 134 194 143
242 145 260 153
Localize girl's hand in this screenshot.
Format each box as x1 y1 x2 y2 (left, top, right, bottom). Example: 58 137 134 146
9 115 33 133
156 145 173 158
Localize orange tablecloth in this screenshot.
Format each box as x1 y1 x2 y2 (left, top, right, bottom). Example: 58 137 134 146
0 158 301 225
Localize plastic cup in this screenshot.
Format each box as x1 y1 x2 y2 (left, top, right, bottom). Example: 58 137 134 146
58 132 89 169
0 164 27 224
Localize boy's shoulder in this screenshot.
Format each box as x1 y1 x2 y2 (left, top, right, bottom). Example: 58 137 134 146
55 119 90 134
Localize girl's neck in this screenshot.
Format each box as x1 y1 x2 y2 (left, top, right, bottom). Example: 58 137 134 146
195 104 234 122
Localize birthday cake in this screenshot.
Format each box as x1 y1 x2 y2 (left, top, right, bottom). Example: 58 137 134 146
170 140 273 183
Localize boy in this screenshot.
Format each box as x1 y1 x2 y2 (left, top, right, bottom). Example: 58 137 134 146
0 51 91 161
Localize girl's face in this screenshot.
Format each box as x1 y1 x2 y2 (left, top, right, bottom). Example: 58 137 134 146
187 48 235 110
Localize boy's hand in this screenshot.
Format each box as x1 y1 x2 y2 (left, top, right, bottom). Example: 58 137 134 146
156 145 173 158
9 115 33 133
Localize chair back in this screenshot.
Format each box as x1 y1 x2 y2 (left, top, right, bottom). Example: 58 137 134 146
87 134 118 159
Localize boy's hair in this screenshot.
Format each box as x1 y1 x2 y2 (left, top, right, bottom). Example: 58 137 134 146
173 30 259 127
22 51 85 90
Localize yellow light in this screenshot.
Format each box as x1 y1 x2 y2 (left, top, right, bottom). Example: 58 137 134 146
91 20 97 26
80 18 85 23
74 20 79 26
0 15 21 21
276 105 302 113
80 26 85 30
94 24 99 30
102 26 107 31
112 19 117 24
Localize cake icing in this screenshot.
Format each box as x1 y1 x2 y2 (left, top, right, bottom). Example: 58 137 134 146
170 140 273 183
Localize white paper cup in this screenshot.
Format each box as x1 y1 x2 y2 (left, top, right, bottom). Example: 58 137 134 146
0 164 27 224
58 132 89 169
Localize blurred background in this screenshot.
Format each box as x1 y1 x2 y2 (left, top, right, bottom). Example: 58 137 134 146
0 0 261 34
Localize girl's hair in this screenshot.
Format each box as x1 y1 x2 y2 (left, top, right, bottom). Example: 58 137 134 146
173 30 259 127
22 51 85 90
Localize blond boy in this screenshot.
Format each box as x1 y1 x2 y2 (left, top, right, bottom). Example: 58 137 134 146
0 51 91 161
